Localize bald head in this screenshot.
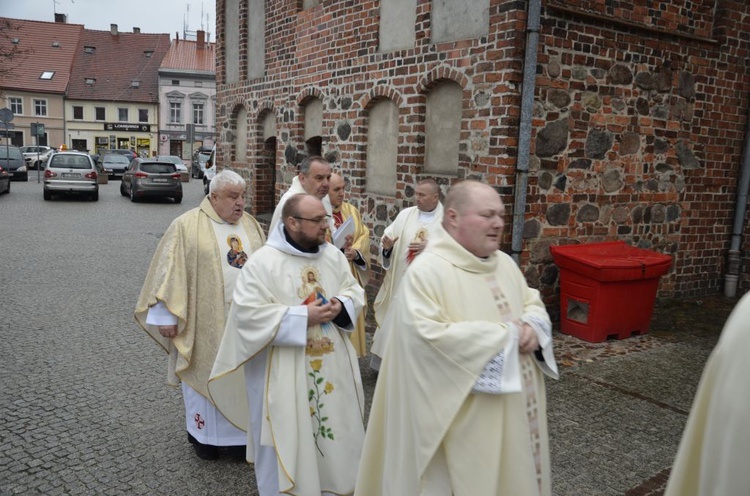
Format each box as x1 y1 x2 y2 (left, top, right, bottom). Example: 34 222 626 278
329 172 345 208
415 178 440 212
443 181 506 258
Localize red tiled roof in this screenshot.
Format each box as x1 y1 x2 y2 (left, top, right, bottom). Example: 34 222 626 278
67 28 170 103
160 39 215 73
0 18 84 94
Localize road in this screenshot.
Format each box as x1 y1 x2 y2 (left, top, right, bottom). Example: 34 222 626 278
0 178 258 495
0 176 734 495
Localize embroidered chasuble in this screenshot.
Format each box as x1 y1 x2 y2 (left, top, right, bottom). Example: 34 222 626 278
355 224 558 496
665 292 750 496
332 201 371 357
371 203 443 361
134 196 266 398
209 221 366 496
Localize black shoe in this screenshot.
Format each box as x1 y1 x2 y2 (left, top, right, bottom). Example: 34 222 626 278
225 445 247 460
187 433 219 460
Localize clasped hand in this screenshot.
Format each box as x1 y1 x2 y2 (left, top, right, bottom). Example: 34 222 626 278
517 321 539 354
307 297 342 326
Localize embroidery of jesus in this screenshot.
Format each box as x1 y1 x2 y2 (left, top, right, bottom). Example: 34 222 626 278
406 227 428 265
298 267 334 357
226 235 248 269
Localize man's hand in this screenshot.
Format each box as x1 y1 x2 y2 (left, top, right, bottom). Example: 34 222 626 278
307 298 336 326
407 240 427 257
343 235 357 260
518 322 539 354
158 325 178 338
382 234 399 251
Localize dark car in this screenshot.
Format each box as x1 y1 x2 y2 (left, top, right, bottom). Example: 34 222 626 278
0 165 10 194
106 148 138 161
121 158 182 203
0 145 27 181
97 153 132 179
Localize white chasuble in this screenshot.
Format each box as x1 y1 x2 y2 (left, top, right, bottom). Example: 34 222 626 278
355 223 558 496
665 292 750 496
371 204 443 362
209 221 365 496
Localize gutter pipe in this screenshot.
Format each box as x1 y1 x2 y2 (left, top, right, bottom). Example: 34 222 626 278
724 98 750 297
511 0 542 265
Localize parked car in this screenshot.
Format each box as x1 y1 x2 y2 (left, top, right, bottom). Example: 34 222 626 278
155 155 188 173
43 152 99 201
202 145 217 195
105 148 138 161
191 147 212 179
121 158 183 203
0 145 27 181
20 145 54 170
0 165 10 194
97 153 132 179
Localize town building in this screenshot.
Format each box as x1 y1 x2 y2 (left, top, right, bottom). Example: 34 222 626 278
65 24 169 156
213 0 750 306
157 30 216 161
0 18 83 148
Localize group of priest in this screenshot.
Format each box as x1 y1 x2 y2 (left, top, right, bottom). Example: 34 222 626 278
139 156 715 495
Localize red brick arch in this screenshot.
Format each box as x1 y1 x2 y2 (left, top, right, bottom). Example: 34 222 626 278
360 86 404 110
296 87 326 107
418 65 470 93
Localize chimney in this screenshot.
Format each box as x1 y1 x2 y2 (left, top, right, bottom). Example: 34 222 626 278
133 27 141 34
197 30 205 49
175 32 179 42
54 13 67 23
110 24 118 36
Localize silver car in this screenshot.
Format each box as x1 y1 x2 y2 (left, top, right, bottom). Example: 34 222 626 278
98 153 132 179
43 152 99 201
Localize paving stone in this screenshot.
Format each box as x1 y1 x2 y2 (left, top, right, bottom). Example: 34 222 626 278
0 179 737 495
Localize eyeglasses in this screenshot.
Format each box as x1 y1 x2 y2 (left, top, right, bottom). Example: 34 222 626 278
293 215 331 225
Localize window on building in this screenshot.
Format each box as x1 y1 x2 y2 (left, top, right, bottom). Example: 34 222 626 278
171 80 180 86
84 46 95 54
170 102 181 124
138 109 148 123
303 97 323 157
95 107 105 121
118 108 128 122
73 106 83 120
424 81 462 175
40 71 55 80
33 99 48 117
195 81 203 87
366 99 399 196
9 97 22 115
193 103 204 125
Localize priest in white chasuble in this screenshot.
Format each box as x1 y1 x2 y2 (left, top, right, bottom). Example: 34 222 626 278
135 170 266 460
269 155 334 233
328 172 370 357
209 193 366 496
665 292 750 496
356 180 559 496
370 177 443 370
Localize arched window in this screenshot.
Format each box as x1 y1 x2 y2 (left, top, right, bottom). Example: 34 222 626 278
365 99 399 196
425 81 461 175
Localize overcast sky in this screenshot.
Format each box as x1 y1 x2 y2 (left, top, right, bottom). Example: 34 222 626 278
0 0 216 40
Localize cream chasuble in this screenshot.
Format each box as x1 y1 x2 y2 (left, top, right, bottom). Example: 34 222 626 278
332 201 371 357
356 224 558 496
270 176 333 233
209 221 365 496
135 197 265 399
371 203 443 361
664 292 750 496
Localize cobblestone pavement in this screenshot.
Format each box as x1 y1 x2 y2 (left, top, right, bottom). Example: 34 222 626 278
0 177 739 495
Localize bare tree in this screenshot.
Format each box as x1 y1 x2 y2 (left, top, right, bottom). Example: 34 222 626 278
0 18 33 99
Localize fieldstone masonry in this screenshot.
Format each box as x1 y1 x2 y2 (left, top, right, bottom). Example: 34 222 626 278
214 0 750 311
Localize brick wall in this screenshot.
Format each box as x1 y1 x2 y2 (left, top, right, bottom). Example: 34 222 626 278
215 0 750 312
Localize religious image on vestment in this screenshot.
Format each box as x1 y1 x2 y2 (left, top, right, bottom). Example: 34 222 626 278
297 265 338 456
406 227 429 264
225 234 248 269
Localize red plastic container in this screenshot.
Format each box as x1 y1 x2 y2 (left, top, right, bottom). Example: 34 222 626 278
550 241 672 343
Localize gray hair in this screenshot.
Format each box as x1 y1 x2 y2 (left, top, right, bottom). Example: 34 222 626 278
298 155 327 175
209 169 246 194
